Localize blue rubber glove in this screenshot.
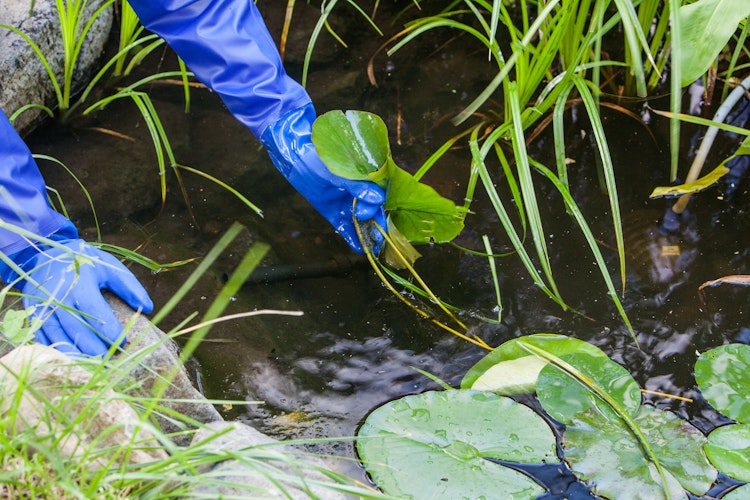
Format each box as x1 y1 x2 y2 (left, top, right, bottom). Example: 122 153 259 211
0 222 154 357
128 0 386 253
260 104 386 253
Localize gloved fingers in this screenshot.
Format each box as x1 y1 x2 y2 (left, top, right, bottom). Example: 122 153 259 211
340 180 386 207
54 303 115 357
32 312 87 356
72 289 129 349
353 199 383 221
337 215 385 255
95 251 155 314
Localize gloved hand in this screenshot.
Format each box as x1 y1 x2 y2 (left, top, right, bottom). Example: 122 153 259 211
261 104 386 253
128 0 387 253
0 223 154 357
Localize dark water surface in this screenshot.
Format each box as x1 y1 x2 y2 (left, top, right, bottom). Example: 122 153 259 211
23 1 750 497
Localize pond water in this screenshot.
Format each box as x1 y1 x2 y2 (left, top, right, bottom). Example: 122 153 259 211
23 1 750 497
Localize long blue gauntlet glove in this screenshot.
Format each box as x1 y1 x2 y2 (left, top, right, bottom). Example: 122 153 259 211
128 0 386 253
260 104 385 253
0 221 154 357
0 111 153 356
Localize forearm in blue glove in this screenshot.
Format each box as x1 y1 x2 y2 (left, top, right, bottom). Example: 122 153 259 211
0 222 154 357
260 104 386 253
127 0 386 252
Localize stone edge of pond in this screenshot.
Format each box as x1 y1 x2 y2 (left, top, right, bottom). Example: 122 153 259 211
0 0 112 135
0 295 348 498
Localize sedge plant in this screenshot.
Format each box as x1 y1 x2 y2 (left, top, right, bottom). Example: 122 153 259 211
371 0 748 342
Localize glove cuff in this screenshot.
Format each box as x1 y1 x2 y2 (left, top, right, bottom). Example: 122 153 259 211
0 220 80 284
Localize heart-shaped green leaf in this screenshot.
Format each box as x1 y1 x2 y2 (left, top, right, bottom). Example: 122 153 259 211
357 390 556 499
564 406 716 499
385 167 465 243
461 334 609 394
705 423 750 481
536 351 642 424
312 110 390 181
695 343 750 423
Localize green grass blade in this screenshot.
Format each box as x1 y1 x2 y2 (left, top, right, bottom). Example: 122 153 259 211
532 160 635 344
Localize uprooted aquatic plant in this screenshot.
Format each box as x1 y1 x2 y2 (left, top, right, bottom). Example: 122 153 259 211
358 333 729 499
312 109 466 256
313 109 496 349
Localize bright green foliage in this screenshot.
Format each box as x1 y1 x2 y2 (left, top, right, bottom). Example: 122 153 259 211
312 110 464 245
461 333 608 394
704 424 750 481
356 390 556 499
678 0 750 85
695 344 750 423
564 406 716 499
537 351 642 425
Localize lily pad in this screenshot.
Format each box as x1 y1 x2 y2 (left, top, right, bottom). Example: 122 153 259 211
564 406 716 499
695 343 750 423
357 390 557 499
705 423 750 481
537 351 642 424
461 334 608 394
723 484 750 499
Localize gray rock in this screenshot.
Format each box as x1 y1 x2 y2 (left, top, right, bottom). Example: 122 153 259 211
189 420 348 499
107 294 225 443
0 0 113 134
0 344 170 468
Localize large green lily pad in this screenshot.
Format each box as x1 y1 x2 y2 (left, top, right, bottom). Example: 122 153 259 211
564 406 716 499
357 390 557 499
536 351 642 425
705 423 750 481
461 334 608 394
695 343 750 423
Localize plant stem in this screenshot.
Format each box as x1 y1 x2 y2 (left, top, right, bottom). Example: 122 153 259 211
672 74 750 214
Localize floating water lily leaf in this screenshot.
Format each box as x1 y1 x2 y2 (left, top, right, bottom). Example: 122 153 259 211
705 423 750 481
564 406 716 499
311 110 389 180
678 0 750 86
723 483 750 499
461 334 608 394
695 344 750 423
357 390 556 499
536 351 642 424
